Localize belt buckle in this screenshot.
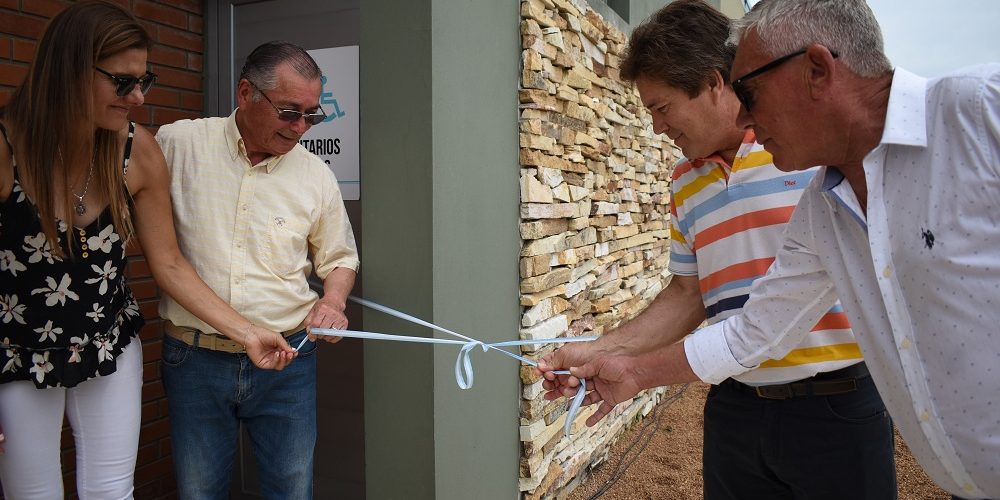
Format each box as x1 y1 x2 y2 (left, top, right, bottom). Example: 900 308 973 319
756 384 794 400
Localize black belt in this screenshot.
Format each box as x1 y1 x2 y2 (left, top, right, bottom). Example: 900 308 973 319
723 362 870 400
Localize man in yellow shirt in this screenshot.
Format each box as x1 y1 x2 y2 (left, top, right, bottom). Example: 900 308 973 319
155 41 359 499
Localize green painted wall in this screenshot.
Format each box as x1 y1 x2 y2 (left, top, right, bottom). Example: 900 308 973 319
361 0 520 498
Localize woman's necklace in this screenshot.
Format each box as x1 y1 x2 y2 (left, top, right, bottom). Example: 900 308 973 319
68 156 95 216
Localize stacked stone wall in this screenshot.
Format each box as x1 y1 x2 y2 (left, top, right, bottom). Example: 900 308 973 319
517 0 681 497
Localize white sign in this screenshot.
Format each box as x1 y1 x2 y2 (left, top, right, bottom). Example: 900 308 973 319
303 46 360 200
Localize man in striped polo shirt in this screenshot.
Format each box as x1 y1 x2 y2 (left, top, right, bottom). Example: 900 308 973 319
540 1 895 498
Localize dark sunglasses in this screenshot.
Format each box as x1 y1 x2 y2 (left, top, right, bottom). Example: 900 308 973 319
95 67 157 97
731 48 838 112
247 80 327 126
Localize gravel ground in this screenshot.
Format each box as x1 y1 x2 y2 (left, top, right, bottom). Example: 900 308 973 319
568 383 949 500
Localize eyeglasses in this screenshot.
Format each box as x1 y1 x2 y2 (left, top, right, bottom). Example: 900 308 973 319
247 80 327 126
95 67 157 97
731 48 838 112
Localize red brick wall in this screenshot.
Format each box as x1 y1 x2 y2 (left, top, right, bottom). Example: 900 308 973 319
0 1 204 498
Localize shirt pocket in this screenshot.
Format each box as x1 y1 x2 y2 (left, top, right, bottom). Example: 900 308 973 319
265 214 310 276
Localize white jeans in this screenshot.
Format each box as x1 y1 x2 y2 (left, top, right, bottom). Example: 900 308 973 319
0 336 142 500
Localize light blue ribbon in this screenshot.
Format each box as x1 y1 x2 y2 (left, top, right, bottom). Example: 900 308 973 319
298 295 596 436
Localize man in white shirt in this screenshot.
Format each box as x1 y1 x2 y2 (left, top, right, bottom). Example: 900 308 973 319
540 1 1000 498
545 1 894 498
155 42 359 499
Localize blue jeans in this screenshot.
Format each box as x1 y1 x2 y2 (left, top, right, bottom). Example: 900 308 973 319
703 372 896 500
161 330 317 500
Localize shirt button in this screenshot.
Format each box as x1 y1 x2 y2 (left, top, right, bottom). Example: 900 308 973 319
882 266 892 278
234 279 241 285
241 204 249 211
900 338 911 349
919 411 930 422
964 484 975 493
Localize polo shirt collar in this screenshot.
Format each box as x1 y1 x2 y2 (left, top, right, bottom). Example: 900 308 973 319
879 67 928 148
224 109 286 173
823 68 927 189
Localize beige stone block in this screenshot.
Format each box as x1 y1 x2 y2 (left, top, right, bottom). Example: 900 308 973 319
545 62 564 84
551 0 582 16
519 313 568 342
578 15 603 44
594 264 620 287
520 254 551 278
565 101 596 122
520 202 582 220
591 289 631 313
521 18 543 38
522 34 557 60
591 201 619 215
550 170 576 186
588 278 621 301
573 243 596 261
520 148 588 174
520 218 569 240
556 85 580 103
612 224 639 239
519 88 559 108
520 172 554 204
521 231 570 256
567 226 597 248
551 182 571 202
554 50 576 69
594 241 610 257
564 67 593 90
521 68 547 91
619 261 644 279
568 216 590 230
558 126 577 146
548 248 578 266
520 118 543 135
568 184 590 202
522 296 571 327
519 132 557 152
522 48 544 72
520 0 558 28
541 27 565 51
521 285 567 306
564 273 596 298
589 215 616 228
521 267 572 294
575 131 600 149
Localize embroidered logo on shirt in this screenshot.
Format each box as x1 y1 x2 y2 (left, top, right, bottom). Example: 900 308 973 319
921 228 935 249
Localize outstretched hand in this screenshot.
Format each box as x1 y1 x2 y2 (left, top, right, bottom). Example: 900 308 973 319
536 343 645 426
244 327 298 370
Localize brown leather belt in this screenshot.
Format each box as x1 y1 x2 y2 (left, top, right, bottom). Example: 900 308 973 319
164 321 305 353
725 362 870 400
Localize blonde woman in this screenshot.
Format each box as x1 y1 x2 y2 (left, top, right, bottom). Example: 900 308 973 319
0 2 297 498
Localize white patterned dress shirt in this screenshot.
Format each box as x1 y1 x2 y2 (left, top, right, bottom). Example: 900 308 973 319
685 65 1000 498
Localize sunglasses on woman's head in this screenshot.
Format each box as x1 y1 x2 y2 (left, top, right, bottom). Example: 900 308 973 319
95 67 157 97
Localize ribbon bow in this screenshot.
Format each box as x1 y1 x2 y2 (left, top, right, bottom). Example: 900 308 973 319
301 296 596 436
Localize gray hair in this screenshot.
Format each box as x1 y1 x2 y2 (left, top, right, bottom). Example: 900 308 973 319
239 41 321 98
729 0 892 78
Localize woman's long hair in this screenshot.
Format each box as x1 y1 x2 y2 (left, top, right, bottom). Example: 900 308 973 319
5 0 151 257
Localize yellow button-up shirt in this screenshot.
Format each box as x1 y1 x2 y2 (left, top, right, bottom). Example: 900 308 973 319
154 111 359 333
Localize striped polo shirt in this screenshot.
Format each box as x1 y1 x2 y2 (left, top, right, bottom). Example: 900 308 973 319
669 130 862 384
